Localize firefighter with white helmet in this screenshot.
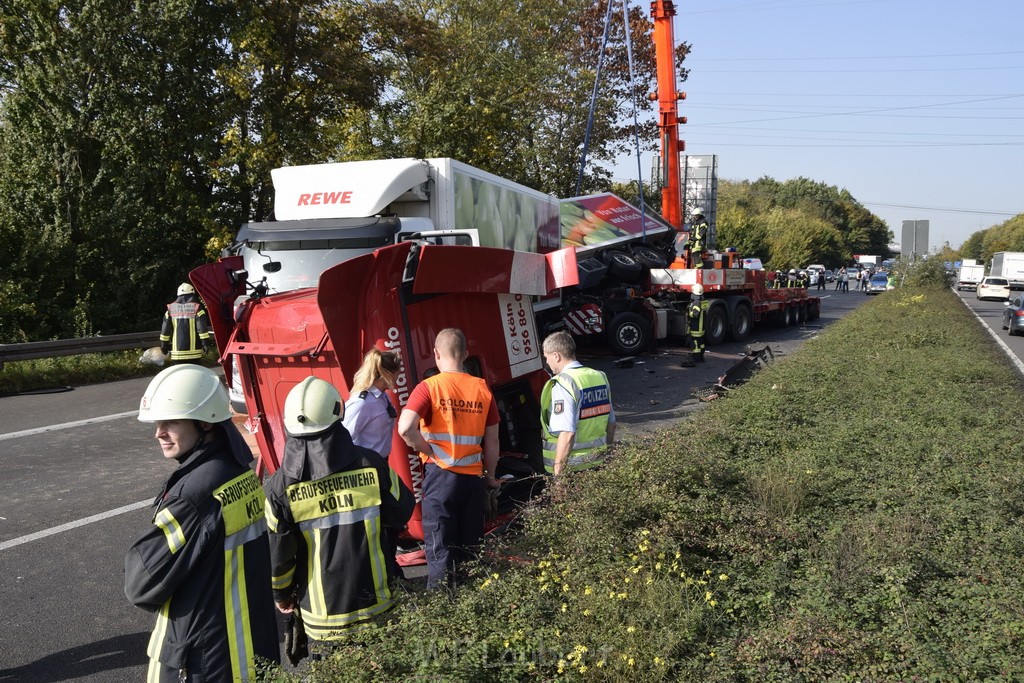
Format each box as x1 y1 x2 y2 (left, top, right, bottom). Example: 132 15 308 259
125 365 279 681
159 281 213 364
687 207 708 269
686 283 709 363
264 376 413 641
787 268 798 288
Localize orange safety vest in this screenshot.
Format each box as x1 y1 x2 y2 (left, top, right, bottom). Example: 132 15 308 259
418 372 492 475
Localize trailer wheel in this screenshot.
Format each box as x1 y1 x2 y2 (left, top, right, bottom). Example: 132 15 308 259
630 243 671 269
808 301 820 320
602 250 644 282
705 303 728 346
795 303 807 324
782 305 794 326
729 303 753 342
606 311 652 356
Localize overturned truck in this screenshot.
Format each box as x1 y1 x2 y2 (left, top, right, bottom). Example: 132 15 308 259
192 241 577 550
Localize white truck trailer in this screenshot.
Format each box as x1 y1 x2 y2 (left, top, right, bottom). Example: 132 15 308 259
988 252 1024 290
956 263 985 291
234 157 563 293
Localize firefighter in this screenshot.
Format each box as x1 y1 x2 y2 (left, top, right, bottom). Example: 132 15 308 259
125 364 279 682
540 331 616 476
787 268 798 287
265 376 414 641
159 283 212 364
687 284 709 362
798 270 809 288
773 270 784 289
687 207 708 269
397 328 501 590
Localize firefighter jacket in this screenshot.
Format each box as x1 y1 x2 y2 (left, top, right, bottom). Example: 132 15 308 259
417 372 493 475
540 364 612 473
160 293 211 362
688 297 709 336
264 422 414 641
124 427 279 682
690 220 708 252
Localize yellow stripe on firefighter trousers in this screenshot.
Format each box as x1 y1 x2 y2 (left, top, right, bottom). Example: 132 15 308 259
224 545 256 681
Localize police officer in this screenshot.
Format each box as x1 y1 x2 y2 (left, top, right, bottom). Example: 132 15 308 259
159 283 213 364
540 331 616 476
342 348 402 461
687 207 708 269
687 283 710 362
125 365 279 682
264 376 413 641
398 328 501 590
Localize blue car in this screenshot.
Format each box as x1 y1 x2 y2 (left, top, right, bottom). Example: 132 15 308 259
1003 296 1024 336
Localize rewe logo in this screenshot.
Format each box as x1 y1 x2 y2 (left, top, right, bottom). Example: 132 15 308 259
297 190 352 206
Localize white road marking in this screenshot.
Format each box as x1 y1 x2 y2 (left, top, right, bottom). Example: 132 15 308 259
0 410 137 442
0 500 151 551
956 292 1024 376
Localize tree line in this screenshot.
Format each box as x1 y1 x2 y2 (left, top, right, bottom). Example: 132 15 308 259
958 214 1024 266
0 0 925 345
0 0 684 343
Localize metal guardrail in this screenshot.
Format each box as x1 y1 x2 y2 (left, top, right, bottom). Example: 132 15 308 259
0 331 160 369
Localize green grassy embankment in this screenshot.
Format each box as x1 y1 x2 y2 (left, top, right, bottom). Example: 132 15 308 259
302 285 1024 682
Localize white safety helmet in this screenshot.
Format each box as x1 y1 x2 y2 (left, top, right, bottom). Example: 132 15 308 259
690 206 704 218
692 283 704 296
177 282 195 296
789 269 797 274
284 376 343 436
139 365 230 423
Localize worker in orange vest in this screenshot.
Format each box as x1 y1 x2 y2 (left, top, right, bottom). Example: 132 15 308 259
398 328 501 590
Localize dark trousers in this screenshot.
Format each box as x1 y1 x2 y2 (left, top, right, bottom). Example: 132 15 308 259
421 463 485 590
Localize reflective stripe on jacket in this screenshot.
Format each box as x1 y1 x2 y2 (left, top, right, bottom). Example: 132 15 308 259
124 433 279 682
541 366 612 473
159 294 211 361
418 373 492 475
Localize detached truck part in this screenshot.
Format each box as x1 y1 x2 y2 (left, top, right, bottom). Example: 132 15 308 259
192 241 578 547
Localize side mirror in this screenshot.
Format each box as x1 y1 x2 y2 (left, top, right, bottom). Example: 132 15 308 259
263 261 282 273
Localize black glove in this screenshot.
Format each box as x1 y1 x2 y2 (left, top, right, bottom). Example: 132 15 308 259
203 340 214 352
283 610 309 666
160 344 171 355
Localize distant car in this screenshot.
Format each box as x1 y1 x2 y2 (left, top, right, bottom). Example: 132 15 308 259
1003 296 1024 336
977 276 1010 301
742 257 764 270
824 269 834 282
865 272 890 295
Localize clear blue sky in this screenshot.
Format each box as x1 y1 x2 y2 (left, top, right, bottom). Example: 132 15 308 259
613 0 1023 250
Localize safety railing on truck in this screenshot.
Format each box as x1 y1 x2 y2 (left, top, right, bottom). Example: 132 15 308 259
0 331 159 370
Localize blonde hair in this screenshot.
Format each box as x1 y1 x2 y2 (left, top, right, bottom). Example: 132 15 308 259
351 348 401 394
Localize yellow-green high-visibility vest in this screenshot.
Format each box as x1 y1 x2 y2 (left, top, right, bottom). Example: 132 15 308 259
541 366 612 474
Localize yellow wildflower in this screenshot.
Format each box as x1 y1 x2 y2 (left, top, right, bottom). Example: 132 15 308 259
719 574 729 581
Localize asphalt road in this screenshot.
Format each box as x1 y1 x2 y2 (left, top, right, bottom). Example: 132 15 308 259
0 287 880 681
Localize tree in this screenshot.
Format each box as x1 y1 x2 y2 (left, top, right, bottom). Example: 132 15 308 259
340 0 689 197
0 0 232 339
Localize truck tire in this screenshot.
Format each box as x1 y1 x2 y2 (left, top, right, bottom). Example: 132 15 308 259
807 300 820 320
606 311 652 356
602 250 644 282
795 303 807 324
705 303 728 346
782 305 794 327
729 303 753 342
630 243 671 269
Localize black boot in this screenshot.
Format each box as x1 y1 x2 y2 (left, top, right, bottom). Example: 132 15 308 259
695 352 705 362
